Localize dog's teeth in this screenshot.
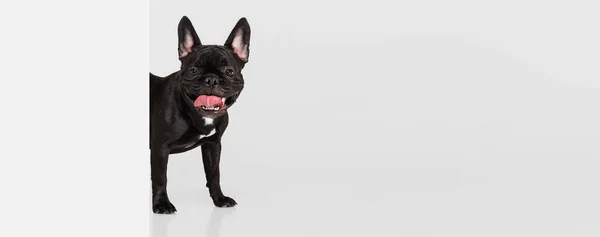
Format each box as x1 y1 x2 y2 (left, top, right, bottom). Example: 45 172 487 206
200 106 221 111
221 98 226 104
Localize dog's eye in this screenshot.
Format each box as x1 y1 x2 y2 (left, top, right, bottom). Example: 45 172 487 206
188 67 200 77
225 69 235 77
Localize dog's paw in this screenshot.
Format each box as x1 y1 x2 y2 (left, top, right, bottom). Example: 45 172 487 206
153 199 177 214
212 196 237 208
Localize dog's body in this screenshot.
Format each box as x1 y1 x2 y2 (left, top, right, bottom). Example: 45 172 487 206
150 16 250 214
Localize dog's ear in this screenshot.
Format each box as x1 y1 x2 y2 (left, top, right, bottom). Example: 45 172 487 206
177 16 201 58
224 17 251 63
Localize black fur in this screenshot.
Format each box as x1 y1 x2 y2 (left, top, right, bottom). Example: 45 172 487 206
150 16 250 214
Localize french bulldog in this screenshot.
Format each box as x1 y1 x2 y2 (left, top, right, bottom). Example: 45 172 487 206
150 16 250 214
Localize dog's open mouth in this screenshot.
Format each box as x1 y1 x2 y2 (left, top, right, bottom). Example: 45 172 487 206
193 95 226 112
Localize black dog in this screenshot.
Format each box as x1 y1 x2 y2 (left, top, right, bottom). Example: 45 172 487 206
150 16 250 214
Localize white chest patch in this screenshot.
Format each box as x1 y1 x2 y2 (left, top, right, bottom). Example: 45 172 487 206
203 117 214 125
198 129 216 140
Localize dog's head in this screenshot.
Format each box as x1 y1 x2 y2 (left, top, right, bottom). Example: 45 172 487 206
176 16 250 117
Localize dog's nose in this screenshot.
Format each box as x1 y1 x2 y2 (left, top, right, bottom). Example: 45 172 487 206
204 77 219 86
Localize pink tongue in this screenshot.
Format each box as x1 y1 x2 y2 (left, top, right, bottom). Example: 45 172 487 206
194 95 224 108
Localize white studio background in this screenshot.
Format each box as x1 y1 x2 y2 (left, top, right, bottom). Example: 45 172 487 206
150 1 599 236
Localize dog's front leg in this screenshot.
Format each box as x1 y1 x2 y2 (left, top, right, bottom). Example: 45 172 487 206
151 144 177 214
202 141 237 207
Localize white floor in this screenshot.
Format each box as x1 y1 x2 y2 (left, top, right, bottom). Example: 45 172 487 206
152 154 599 236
